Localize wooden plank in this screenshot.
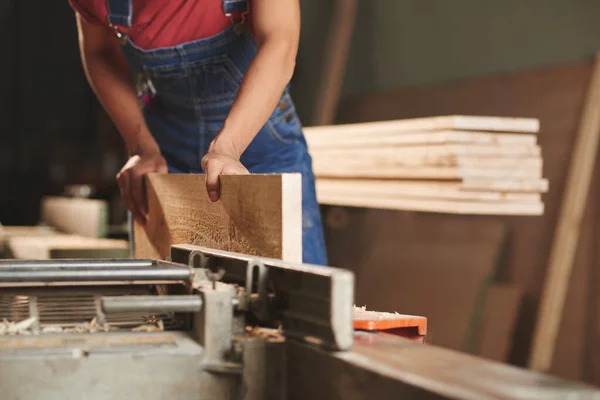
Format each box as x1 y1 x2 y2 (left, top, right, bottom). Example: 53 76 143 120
312 0 357 125
305 115 540 136
529 53 600 372
310 143 542 158
306 128 538 149
314 154 542 170
41 196 108 238
8 234 129 259
0 226 56 241
312 163 543 180
316 179 542 202
461 178 549 193
133 173 302 262
0 226 57 257
478 284 523 362
317 192 544 216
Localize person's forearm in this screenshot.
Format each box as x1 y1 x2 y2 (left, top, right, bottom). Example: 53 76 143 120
210 38 296 156
81 48 159 156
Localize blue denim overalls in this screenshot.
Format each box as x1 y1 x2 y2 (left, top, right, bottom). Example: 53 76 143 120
107 0 328 265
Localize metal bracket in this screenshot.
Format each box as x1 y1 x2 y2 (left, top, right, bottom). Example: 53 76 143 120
188 250 226 290
195 283 242 374
245 260 270 321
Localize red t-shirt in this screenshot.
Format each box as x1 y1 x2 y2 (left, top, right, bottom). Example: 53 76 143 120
68 0 253 49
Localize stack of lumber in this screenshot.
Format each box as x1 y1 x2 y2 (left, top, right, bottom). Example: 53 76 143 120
304 115 547 215
41 196 109 238
7 234 129 259
1 196 128 260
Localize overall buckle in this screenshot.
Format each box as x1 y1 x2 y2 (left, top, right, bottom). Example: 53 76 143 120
225 10 248 34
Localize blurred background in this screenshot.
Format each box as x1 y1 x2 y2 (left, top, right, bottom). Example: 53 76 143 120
2 0 600 387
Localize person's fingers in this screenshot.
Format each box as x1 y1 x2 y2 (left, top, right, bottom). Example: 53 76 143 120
205 159 223 202
200 154 210 173
157 161 168 174
117 171 143 224
222 163 249 175
131 170 147 222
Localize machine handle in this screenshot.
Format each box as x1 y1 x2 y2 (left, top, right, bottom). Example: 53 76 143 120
101 295 203 314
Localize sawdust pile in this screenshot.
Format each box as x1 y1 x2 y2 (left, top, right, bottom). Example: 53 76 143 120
245 326 284 343
131 319 164 333
0 316 165 335
0 317 37 335
353 305 404 320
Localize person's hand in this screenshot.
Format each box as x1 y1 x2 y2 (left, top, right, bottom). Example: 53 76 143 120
201 140 249 202
116 152 168 224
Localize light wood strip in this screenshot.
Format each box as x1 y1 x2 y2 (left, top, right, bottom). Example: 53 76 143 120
317 192 544 216
309 143 542 157
316 179 541 203
530 53 600 371
312 163 543 180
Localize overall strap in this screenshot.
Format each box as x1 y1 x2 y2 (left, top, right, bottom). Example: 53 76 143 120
222 0 249 15
106 0 132 28
223 0 249 32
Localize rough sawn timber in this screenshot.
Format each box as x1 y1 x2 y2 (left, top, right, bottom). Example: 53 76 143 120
133 173 302 263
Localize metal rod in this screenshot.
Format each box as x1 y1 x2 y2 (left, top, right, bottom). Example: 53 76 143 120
101 295 203 313
0 259 155 269
0 266 191 283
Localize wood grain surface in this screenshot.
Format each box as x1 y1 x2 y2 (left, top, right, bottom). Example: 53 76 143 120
133 173 302 262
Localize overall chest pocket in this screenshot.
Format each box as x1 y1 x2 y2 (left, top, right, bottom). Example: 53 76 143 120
148 55 242 105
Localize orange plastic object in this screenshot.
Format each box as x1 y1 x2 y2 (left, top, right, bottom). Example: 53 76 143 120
353 307 427 336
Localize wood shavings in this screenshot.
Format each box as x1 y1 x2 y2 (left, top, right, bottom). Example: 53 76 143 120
63 318 98 334
12 317 36 332
41 325 64 334
131 319 164 333
245 326 284 343
0 317 37 335
353 305 404 320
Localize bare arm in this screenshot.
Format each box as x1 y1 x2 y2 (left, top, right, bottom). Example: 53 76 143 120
202 0 301 200
76 14 166 223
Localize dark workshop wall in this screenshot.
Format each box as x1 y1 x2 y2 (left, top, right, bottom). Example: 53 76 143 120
293 0 600 122
0 1 124 226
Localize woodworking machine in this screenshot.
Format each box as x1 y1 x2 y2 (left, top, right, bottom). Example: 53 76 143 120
0 244 598 400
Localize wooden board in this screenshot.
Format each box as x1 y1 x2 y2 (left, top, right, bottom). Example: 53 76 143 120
316 179 542 202
0 226 56 241
328 210 506 351
461 178 549 193
317 192 544 216
41 196 108 238
306 128 538 149
478 284 523 362
529 53 600 372
310 143 542 158
314 154 542 171
312 163 543 180
133 173 302 262
8 234 129 259
312 0 357 125
304 115 539 139
0 226 57 257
